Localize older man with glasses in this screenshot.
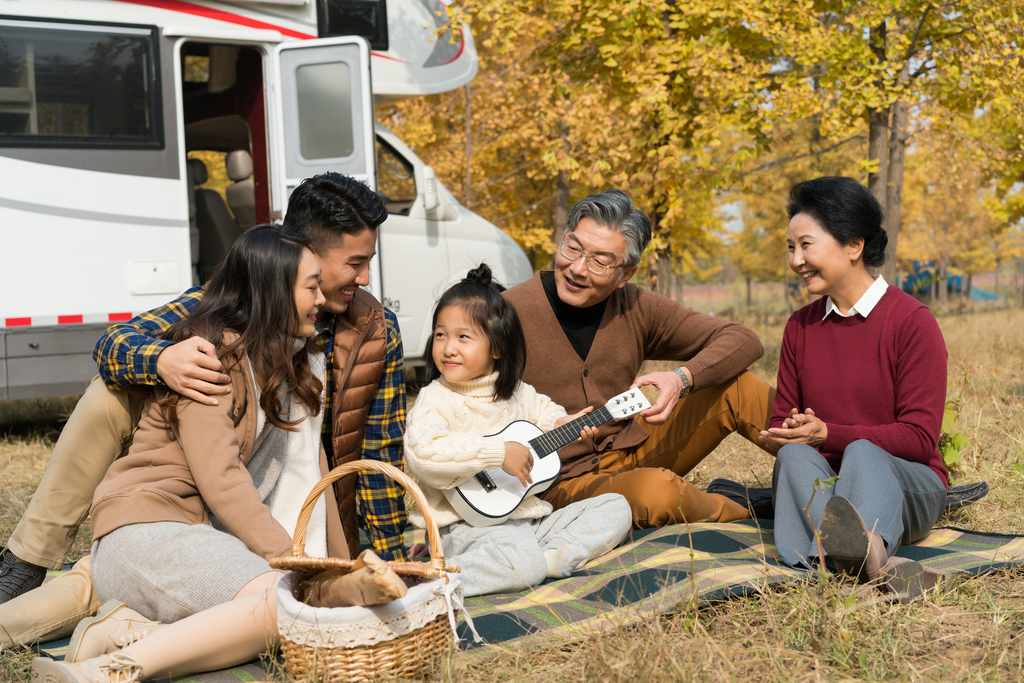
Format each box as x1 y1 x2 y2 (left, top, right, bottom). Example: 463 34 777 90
503 189 775 528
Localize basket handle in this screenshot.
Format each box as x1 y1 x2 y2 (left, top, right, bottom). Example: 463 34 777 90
291 459 448 576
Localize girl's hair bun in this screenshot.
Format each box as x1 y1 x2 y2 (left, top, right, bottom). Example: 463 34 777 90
464 263 494 289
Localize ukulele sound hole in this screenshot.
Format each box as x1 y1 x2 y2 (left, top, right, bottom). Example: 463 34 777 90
475 471 497 492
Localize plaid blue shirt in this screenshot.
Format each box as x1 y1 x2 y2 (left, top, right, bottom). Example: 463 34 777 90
93 286 408 560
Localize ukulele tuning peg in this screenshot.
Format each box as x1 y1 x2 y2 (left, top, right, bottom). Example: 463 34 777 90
615 398 621 404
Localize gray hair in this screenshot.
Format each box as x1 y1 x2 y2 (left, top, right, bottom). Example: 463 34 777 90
564 189 651 267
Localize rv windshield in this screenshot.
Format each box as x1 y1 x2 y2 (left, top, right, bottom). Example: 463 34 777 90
0 20 160 148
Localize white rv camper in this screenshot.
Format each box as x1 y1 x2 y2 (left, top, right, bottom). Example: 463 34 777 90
0 0 531 400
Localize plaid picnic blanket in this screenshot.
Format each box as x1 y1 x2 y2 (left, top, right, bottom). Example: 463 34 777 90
34 519 1024 680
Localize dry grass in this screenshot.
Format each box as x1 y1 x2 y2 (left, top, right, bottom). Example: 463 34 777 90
2 306 1024 682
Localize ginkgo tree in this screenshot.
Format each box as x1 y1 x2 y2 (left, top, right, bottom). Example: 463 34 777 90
382 0 1024 293
732 0 1024 284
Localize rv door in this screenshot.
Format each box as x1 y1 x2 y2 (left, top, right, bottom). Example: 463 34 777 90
269 37 382 298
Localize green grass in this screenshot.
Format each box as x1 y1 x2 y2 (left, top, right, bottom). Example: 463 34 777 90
2 306 1024 681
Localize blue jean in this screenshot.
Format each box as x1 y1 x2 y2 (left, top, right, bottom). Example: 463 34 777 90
771 440 947 569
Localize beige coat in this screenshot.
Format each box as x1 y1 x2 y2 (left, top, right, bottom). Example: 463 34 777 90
91 336 349 561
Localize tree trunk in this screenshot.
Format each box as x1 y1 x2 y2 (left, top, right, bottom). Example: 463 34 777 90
647 251 660 292
867 106 891 209
678 260 684 305
939 263 948 304
550 169 570 264
548 120 571 268
994 258 1000 301
1019 257 1024 307
966 273 973 299
866 23 890 212
746 277 752 308
883 95 910 285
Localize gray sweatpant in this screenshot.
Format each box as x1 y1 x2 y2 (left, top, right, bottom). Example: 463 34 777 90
771 440 947 569
438 493 632 596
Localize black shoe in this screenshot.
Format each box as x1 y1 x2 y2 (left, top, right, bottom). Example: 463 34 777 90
706 479 991 520
706 479 775 519
0 547 47 604
945 481 989 510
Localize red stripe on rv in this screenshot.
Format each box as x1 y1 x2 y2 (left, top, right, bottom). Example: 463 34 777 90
372 51 409 64
58 315 84 325
441 29 465 66
111 0 316 40
109 313 134 322
5 318 31 327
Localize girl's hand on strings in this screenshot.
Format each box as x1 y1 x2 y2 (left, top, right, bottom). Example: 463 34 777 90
554 406 597 441
503 441 534 487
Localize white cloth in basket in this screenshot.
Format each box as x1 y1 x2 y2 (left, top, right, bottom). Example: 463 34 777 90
277 570 481 648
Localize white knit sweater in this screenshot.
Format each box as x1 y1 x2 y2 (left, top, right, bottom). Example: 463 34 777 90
405 373 567 529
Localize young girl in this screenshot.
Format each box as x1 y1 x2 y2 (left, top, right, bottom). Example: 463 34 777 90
34 226 347 683
405 265 632 597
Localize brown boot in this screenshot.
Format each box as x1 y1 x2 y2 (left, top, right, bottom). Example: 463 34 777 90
31 652 142 683
66 601 162 663
819 496 887 582
879 557 951 603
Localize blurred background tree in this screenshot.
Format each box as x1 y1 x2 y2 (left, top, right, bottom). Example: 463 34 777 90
380 0 1024 307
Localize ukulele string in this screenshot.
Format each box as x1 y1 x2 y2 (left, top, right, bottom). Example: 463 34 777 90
529 406 614 456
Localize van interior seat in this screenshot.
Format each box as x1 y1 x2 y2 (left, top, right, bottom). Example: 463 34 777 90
225 149 256 231
190 156 242 283
185 159 202 286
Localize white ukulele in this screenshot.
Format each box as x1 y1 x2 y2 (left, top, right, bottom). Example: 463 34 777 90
442 388 652 528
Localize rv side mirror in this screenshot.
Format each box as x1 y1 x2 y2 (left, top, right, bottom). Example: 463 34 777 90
422 166 440 212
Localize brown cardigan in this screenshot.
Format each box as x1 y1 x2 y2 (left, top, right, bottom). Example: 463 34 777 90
503 272 764 479
91 337 350 561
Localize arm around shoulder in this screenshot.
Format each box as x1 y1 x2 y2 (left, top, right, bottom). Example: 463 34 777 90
93 287 210 391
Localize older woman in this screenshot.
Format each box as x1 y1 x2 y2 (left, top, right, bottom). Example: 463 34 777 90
760 176 948 599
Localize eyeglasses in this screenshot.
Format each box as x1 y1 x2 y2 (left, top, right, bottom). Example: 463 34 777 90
558 239 622 275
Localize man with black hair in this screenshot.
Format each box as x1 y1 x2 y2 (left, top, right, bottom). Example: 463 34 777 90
0 173 405 647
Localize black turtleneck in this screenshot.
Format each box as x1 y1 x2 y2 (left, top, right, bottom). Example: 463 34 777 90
541 273 608 361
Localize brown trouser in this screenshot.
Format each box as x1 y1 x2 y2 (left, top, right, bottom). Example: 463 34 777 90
542 371 776 528
8 375 144 569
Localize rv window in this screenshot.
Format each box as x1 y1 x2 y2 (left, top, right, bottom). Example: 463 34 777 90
317 0 389 51
295 61 354 161
376 137 415 216
0 20 160 148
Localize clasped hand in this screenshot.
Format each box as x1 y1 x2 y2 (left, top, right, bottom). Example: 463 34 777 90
502 407 597 488
758 407 828 454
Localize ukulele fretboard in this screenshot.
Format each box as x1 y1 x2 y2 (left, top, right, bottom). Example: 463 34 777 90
528 406 613 457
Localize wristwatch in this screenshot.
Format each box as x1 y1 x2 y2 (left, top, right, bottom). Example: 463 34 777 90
673 367 692 398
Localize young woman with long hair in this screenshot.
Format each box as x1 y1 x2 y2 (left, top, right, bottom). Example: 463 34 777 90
33 225 351 683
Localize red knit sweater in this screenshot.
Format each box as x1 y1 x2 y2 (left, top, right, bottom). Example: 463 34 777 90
770 286 949 486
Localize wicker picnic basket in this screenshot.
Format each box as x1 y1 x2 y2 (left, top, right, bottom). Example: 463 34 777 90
270 460 465 682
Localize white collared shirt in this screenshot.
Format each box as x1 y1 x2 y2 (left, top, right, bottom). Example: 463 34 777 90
824 275 888 319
